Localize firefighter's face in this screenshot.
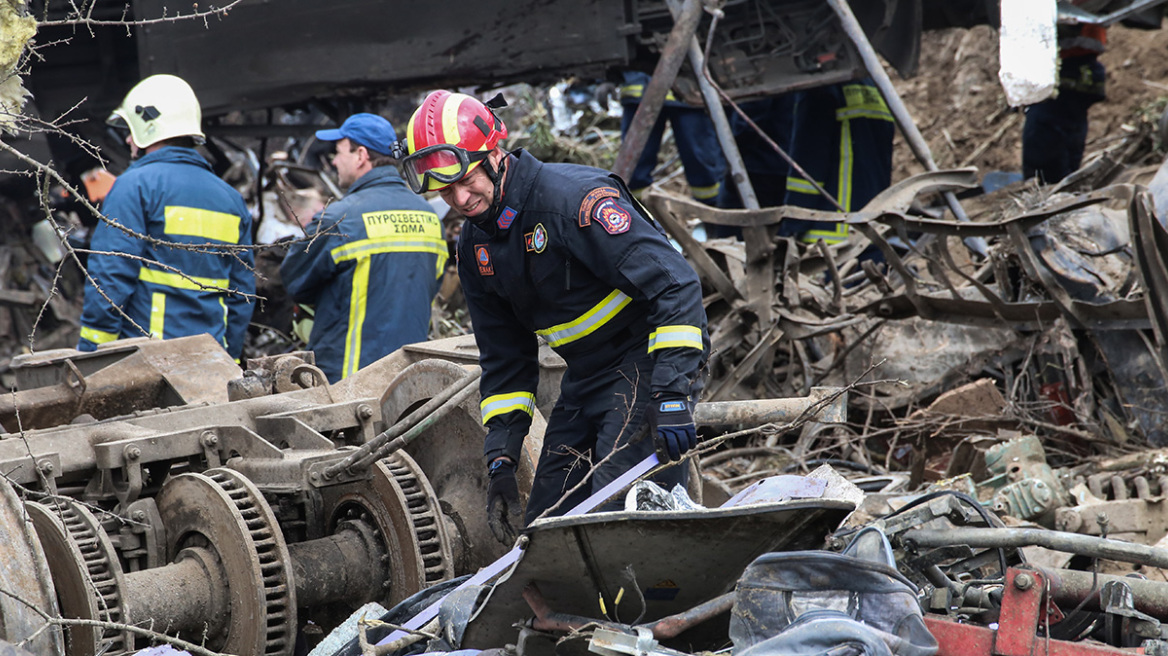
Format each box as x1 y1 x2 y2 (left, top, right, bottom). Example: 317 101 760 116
439 150 501 219
331 138 365 189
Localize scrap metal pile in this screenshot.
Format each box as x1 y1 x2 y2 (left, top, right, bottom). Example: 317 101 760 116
643 154 1168 467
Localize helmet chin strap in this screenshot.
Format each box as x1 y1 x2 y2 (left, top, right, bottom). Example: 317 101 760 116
467 153 509 232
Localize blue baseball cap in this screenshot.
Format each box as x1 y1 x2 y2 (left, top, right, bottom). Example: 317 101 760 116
315 113 397 156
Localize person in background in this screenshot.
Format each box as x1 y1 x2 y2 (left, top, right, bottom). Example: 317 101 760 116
618 69 729 208
1022 23 1107 184
781 79 895 244
78 74 254 360
281 113 445 382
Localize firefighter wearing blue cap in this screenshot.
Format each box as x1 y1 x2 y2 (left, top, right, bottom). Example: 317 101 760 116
281 113 445 382
78 74 255 359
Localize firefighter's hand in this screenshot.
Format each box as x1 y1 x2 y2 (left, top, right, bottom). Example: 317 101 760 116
486 457 522 544
648 394 697 462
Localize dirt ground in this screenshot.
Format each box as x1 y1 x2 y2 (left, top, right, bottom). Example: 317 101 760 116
890 22 1168 182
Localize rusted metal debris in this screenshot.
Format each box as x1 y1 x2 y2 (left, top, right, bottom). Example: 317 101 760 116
646 163 1168 456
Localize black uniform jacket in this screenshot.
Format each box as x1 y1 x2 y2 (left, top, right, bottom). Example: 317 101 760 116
456 150 708 461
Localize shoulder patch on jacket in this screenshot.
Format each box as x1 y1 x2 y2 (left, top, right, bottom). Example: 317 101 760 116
593 198 631 234
578 187 620 227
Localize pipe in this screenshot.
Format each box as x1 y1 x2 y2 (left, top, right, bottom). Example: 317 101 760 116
824 0 972 226
902 527 1168 569
1038 566 1168 620
695 387 847 427
612 0 704 181
524 583 734 640
349 376 482 472
323 364 480 478
523 583 624 634
641 591 736 639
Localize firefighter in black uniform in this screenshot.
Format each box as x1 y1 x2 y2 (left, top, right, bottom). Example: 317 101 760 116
400 90 709 543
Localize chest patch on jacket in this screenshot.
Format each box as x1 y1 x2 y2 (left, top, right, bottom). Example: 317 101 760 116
594 198 631 234
498 206 518 230
578 187 620 227
475 244 494 276
525 223 548 253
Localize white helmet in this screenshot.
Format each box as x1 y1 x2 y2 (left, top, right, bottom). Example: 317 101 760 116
108 74 205 149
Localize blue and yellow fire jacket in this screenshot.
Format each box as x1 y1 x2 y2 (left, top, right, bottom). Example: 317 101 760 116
457 150 709 462
281 166 445 382
78 146 255 358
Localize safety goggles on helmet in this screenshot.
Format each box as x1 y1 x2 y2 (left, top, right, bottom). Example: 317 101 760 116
400 143 490 194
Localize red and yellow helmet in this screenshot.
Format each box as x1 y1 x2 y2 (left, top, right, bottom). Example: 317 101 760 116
401 90 508 193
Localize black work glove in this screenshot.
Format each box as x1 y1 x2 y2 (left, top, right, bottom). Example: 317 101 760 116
486 458 522 544
647 394 697 462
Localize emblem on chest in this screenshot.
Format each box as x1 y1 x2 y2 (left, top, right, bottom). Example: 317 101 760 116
524 223 548 253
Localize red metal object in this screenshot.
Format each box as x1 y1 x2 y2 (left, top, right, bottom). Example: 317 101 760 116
926 568 1141 656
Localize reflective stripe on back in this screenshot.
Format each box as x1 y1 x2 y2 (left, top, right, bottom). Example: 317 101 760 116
331 236 448 266
139 267 229 292
163 206 242 244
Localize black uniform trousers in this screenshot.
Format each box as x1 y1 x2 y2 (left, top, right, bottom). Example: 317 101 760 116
524 353 689 524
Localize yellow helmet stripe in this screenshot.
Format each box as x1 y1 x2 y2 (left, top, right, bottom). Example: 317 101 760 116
405 111 418 154
441 94 464 147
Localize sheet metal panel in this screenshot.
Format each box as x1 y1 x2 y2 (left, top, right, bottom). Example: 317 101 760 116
133 0 633 114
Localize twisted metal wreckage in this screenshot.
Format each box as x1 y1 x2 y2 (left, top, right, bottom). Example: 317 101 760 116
9 3 1168 656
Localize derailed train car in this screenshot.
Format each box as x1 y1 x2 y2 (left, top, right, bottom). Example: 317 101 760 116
16 0 994 183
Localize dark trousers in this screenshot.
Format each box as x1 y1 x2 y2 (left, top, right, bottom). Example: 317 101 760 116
621 103 728 207
1022 55 1106 184
524 356 689 524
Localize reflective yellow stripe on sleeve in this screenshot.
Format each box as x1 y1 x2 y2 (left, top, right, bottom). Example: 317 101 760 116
80 325 119 345
139 268 229 292
149 291 166 339
163 206 242 244
480 392 537 424
647 325 704 352
342 256 372 379
535 289 631 348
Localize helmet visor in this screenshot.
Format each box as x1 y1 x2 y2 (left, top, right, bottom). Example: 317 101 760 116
400 144 488 193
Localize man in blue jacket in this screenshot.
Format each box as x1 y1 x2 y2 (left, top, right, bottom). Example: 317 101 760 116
281 113 445 382
402 91 708 543
78 74 254 359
